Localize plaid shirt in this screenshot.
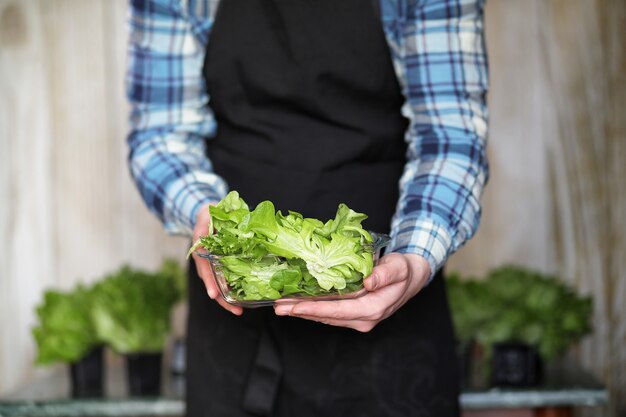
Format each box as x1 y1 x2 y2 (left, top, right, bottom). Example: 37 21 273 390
126 0 489 279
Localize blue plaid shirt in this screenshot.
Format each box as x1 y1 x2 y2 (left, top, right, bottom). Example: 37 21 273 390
126 0 489 279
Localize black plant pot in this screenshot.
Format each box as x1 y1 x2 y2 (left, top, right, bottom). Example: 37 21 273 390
126 352 162 396
69 346 104 398
491 342 543 387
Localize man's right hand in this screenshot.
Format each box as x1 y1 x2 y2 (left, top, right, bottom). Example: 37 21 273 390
192 203 244 316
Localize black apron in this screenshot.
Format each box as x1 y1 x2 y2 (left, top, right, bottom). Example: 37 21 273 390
187 1 460 416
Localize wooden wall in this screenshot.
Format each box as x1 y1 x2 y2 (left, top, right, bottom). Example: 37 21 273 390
449 2 626 415
0 0 624 414
0 0 189 391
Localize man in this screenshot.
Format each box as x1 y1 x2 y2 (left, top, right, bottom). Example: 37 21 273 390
126 0 489 415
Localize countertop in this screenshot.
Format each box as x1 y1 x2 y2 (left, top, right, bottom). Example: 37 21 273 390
0 358 608 416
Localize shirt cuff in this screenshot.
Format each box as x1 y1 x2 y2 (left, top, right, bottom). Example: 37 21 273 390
388 217 453 284
163 172 227 236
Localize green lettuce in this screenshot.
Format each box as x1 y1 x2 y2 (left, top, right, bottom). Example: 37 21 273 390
32 286 100 365
191 191 374 299
447 266 593 360
90 261 184 354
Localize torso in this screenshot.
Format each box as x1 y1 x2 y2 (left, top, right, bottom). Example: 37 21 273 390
186 1 460 416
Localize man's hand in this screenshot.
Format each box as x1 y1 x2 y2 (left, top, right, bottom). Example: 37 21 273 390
273 253 430 332
192 203 243 316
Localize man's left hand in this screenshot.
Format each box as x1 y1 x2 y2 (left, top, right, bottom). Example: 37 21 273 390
273 253 430 332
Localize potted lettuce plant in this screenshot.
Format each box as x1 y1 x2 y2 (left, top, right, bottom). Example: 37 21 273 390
33 285 104 397
447 266 593 387
91 260 185 396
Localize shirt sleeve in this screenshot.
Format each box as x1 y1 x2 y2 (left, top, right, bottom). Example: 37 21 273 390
126 0 227 237
388 0 489 280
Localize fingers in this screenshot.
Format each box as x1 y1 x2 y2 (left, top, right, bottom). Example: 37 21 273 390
193 203 213 238
274 286 399 322
272 254 423 331
285 314 377 333
193 253 216 297
276 297 386 332
203 271 243 315
190 203 243 316
193 252 243 316
363 253 410 292
276 297 367 320
216 296 244 315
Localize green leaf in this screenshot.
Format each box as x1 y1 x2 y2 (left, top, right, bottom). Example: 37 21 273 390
316 203 373 242
192 192 374 297
446 265 594 360
270 268 302 295
32 286 99 365
91 265 180 354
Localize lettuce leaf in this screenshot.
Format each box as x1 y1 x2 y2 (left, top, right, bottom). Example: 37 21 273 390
90 262 183 354
32 286 100 365
193 191 374 299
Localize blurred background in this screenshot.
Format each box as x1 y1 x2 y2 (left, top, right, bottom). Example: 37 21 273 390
0 0 624 415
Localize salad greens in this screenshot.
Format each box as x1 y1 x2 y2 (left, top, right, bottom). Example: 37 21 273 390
189 191 375 300
90 261 185 354
447 266 593 360
32 260 186 363
33 286 100 365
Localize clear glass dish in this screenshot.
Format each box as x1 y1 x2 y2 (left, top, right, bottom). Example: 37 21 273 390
197 232 390 308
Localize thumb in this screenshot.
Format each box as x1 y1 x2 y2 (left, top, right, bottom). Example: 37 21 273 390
363 253 409 291
193 203 214 240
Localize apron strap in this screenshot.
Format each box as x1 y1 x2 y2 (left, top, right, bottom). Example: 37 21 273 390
242 326 283 415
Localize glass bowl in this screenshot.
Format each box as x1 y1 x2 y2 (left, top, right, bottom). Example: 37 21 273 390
197 232 390 308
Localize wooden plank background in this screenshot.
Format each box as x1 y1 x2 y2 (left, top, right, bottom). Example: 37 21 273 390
0 0 624 415
0 0 190 391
